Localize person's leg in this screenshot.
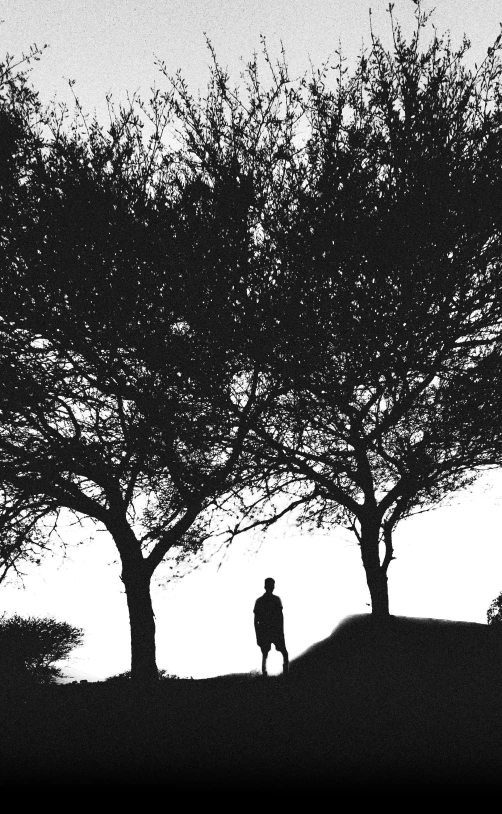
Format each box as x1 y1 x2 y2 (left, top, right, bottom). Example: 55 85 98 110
261 644 270 676
277 643 289 674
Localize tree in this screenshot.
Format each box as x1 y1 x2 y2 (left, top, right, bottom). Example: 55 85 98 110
157 6 502 617
0 49 291 685
236 6 502 617
0 614 84 685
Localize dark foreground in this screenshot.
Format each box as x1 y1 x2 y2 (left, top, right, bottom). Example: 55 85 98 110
2 614 502 790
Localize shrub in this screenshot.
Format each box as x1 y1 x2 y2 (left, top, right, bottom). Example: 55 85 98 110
105 668 180 682
487 594 502 626
0 614 84 686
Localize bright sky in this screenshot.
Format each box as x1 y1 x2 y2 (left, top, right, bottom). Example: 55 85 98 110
1 0 502 680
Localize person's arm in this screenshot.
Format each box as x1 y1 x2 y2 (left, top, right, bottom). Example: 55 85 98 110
254 601 261 642
276 597 284 626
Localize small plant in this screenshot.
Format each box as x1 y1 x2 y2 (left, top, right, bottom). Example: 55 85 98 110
159 670 182 680
487 593 502 626
105 668 180 682
104 670 133 683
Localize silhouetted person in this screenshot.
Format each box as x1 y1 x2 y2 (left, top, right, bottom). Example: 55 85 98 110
254 578 289 676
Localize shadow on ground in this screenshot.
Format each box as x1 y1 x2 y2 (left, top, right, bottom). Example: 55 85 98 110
2 614 502 789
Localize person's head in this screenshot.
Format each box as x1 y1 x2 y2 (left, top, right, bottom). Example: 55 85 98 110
264 578 275 593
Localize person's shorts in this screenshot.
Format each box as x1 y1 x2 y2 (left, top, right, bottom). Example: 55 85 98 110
258 634 286 652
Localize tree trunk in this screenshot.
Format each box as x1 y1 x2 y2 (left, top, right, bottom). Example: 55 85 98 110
121 561 158 686
360 517 390 620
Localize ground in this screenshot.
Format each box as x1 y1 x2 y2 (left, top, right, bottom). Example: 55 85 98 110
2 615 502 790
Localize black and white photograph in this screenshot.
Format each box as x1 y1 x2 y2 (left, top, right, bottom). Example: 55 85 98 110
1 0 502 793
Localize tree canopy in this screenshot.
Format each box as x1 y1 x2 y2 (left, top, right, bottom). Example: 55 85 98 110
249 9 502 615
156 6 502 616
0 48 280 684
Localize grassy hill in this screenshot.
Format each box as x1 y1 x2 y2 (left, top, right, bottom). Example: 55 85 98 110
2 614 502 790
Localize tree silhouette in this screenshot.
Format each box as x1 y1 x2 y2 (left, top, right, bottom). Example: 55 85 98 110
0 49 292 685
161 7 502 617
241 8 502 616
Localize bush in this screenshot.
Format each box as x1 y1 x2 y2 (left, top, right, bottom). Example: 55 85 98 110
0 614 84 686
105 668 180 682
487 594 502 626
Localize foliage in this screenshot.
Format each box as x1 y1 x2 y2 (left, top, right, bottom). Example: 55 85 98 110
0 483 64 585
155 4 502 615
0 44 61 583
0 36 291 683
487 593 502 626
0 614 84 685
255 4 502 527
247 7 502 612
105 669 181 682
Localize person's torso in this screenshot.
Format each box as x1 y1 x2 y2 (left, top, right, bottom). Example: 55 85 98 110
255 593 283 628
